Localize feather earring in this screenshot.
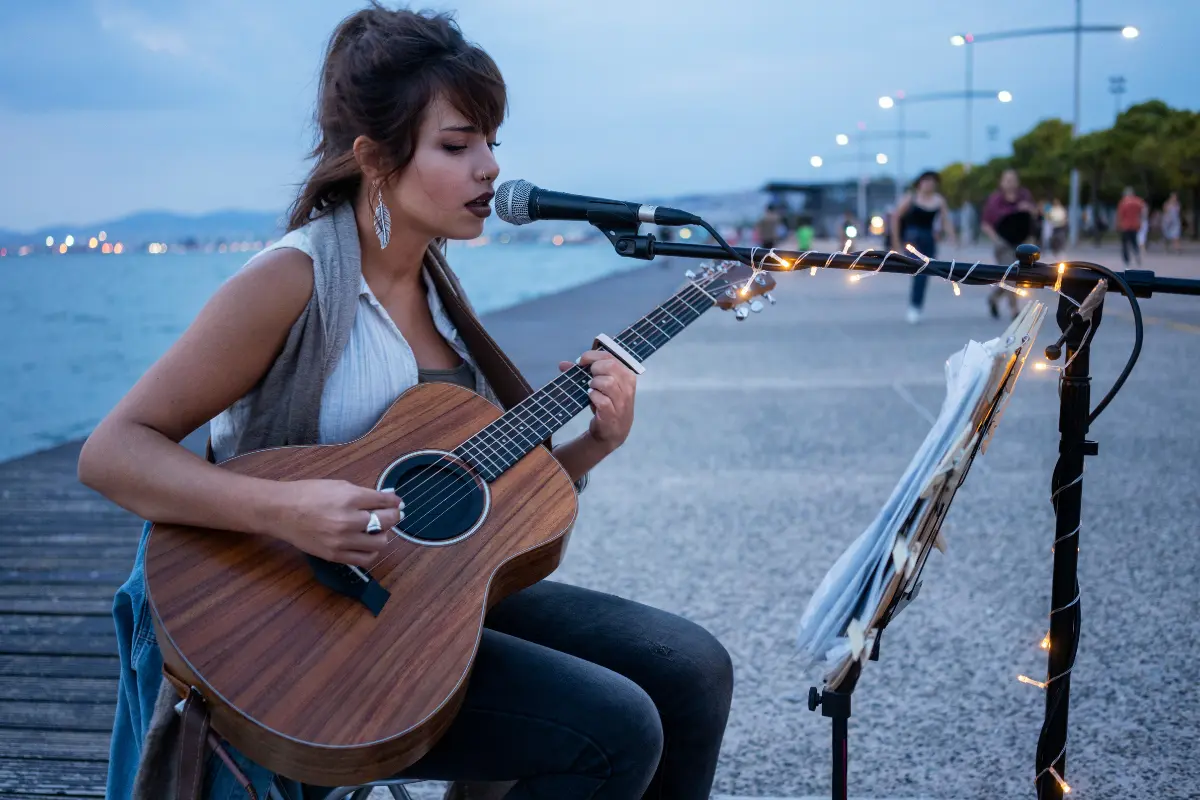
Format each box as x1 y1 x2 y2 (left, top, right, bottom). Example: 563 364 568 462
372 181 391 249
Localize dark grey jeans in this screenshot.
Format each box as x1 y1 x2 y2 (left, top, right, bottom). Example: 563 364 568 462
395 580 735 799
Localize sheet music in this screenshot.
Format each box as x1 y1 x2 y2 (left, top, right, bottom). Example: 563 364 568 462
797 302 1046 686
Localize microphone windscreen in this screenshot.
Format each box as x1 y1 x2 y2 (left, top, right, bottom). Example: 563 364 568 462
495 179 535 225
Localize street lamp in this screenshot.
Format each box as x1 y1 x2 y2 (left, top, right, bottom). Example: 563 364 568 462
878 90 1011 200
950 4 1140 247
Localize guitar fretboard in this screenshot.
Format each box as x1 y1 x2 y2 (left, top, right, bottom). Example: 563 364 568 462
452 280 717 481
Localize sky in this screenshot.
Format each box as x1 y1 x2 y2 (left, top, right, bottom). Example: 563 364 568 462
1 0 1196 232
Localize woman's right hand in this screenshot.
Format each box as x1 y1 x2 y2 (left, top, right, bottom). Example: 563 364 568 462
269 479 405 567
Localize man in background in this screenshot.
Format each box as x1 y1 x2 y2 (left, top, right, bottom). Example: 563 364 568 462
1117 186 1147 266
981 168 1036 319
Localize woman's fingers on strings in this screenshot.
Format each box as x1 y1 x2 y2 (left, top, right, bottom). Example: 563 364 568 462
363 506 404 533
352 484 405 510
588 388 615 418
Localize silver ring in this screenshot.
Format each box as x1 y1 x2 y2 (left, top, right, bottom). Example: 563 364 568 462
366 512 383 533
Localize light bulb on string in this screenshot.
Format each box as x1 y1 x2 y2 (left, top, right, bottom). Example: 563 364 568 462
1048 766 1071 794
1018 674 1047 689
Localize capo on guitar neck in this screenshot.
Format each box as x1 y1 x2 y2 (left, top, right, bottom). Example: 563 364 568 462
592 334 646 375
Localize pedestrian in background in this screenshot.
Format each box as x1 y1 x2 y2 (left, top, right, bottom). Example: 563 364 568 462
891 170 956 324
1162 192 1183 254
980 168 1035 320
1116 186 1146 266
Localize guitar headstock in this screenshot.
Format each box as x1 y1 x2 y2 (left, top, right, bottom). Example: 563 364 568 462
689 261 778 319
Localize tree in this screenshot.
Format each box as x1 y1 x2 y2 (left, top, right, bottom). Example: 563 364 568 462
1009 118 1073 201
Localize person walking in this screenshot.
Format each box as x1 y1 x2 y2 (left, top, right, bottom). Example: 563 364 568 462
1162 192 1183 254
980 168 1036 319
890 170 956 324
1116 186 1146 266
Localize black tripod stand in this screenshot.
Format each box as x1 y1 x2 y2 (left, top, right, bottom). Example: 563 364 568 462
588 222 1200 799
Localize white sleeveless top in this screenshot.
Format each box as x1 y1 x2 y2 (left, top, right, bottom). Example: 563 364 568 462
209 227 478 462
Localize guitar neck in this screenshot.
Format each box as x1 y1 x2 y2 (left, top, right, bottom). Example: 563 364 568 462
454 280 717 481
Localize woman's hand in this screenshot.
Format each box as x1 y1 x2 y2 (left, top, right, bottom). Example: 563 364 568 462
559 350 637 452
269 479 405 567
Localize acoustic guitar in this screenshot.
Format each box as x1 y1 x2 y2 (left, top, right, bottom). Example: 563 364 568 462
146 261 776 785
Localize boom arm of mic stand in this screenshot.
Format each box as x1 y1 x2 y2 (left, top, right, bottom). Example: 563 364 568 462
645 241 1200 298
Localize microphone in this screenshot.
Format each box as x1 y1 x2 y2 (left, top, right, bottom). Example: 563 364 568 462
495 180 701 228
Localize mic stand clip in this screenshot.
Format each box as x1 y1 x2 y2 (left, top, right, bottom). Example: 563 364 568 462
587 207 657 260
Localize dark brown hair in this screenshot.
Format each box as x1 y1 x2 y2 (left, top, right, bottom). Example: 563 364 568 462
287 4 506 231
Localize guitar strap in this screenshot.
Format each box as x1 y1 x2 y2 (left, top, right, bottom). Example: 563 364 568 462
422 245 538 412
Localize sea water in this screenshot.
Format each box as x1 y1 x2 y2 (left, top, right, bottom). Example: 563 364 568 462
0 242 642 461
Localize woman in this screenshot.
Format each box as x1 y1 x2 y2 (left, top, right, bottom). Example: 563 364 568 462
82 6 733 799
890 170 956 324
1163 192 1183 254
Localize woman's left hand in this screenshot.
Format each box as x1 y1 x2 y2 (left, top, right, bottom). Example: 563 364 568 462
558 350 637 452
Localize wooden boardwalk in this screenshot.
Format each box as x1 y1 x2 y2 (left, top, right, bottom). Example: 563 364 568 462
0 263 683 797
0 440 130 798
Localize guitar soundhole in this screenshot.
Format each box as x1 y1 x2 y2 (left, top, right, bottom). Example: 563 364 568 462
377 451 487 544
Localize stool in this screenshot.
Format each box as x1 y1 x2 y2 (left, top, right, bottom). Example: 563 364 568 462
267 778 425 800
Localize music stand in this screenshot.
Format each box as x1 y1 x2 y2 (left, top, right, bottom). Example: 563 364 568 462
797 301 1048 800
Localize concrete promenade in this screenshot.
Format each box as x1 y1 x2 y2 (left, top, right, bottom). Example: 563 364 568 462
1 240 1197 799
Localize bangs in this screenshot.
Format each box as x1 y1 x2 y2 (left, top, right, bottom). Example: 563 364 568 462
431 47 507 135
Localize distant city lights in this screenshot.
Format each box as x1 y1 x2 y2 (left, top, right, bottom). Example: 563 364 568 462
148 243 169 254
1122 26 1139 39
64 235 75 247
99 231 107 242
876 153 889 165
102 243 113 254
869 215 885 235
950 34 966 46
998 90 1013 103
878 96 895 109
45 236 54 247
835 134 849 146
810 155 824 168
679 228 693 239
89 237 99 249
58 243 68 254
551 235 564 246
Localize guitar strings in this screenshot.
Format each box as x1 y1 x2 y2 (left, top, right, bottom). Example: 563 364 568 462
362 274 731 574
373 278 720 526
370 279 720 558
364 278 721 574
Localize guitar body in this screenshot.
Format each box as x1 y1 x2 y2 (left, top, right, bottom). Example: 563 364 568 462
145 382 578 785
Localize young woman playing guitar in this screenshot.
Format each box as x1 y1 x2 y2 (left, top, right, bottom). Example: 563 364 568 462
82 5 733 799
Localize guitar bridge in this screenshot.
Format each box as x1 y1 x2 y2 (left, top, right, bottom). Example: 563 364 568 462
306 556 390 616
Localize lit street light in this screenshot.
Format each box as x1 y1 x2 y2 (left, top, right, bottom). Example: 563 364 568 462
950 5 1140 247
878 90 1011 200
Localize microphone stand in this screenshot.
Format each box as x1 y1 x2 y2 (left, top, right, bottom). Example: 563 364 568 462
596 228 1200 800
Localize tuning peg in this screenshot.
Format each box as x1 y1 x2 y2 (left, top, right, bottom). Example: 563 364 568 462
765 292 776 305
749 299 764 313
725 287 737 299
734 304 749 320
